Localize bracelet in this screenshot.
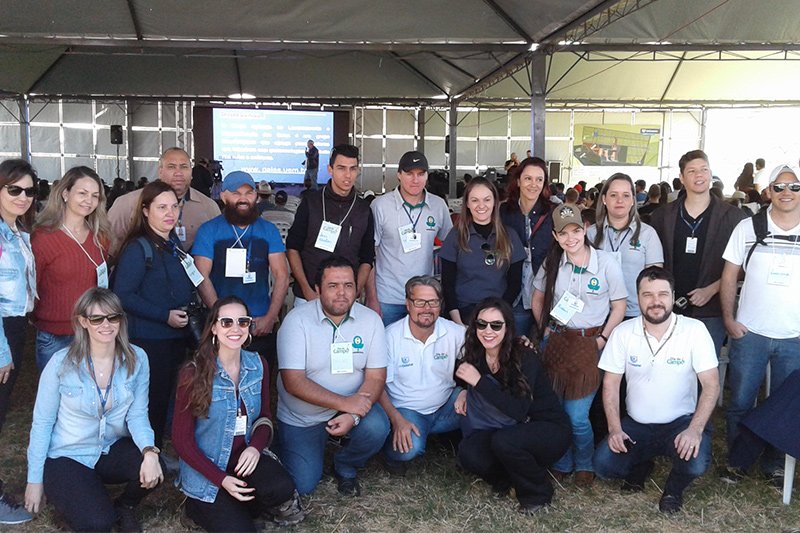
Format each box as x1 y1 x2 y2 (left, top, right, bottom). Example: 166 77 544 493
142 445 160 456
598 333 608 342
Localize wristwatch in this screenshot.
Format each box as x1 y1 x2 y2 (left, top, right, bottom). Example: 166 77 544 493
142 445 161 456
350 414 361 426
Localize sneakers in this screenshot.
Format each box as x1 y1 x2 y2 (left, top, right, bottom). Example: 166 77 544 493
0 492 32 525
658 493 683 514
767 468 785 489
335 474 361 497
719 466 746 485
270 491 307 526
114 501 141 532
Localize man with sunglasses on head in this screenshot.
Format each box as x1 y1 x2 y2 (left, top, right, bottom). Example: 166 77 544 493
193 171 289 366
720 164 800 487
275 256 388 497
374 276 465 476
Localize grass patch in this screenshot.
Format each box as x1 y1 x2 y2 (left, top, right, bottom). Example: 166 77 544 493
2 333 799 532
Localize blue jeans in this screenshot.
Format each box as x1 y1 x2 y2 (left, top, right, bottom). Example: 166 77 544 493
379 388 461 463
696 316 726 360
275 407 390 495
552 391 597 473
379 303 408 328
594 414 712 496
726 331 800 472
35 329 73 372
512 302 535 338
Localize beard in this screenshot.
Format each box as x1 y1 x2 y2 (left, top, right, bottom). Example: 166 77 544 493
643 304 672 325
224 200 259 226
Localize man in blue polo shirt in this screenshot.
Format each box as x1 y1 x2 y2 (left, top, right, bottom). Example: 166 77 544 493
193 171 289 362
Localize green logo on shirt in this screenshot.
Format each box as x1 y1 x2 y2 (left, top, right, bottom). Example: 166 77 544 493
426 215 436 228
433 353 448 360
587 277 600 292
630 240 642 250
352 336 364 349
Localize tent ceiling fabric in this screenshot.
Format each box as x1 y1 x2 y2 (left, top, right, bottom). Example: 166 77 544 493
2 0 800 103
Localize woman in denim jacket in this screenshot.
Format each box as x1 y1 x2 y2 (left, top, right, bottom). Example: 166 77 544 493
0 159 38 525
173 296 304 531
25 288 162 532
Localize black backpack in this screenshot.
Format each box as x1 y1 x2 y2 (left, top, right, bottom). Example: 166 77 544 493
744 208 800 269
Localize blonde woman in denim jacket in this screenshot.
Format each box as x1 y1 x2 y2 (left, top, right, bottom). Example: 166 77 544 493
0 159 37 525
25 288 162 532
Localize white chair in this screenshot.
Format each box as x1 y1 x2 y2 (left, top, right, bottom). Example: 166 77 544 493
783 455 796 505
284 195 301 213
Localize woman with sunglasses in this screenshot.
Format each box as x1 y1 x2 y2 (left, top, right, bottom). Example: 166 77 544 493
531 203 627 488
454 298 570 514
500 157 554 336
32 166 112 371
112 181 199 450
0 159 38 525
587 174 663 319
440 176 525 325
25 288 162 531
173 296 304 531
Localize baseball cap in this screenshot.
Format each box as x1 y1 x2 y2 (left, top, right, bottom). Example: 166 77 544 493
398 151 429 173
222 171 256 193
275 190 288 202
257 180 273 196
730 191 747 201
768 164 798 184
552 203 583 232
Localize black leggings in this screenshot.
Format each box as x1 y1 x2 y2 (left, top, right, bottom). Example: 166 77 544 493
0 316 27 432
43 438 154 532
185 453 295 532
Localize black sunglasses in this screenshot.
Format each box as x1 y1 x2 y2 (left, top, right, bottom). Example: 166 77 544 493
771 182 800 193
217 316 253 328
410 298 441 308
475 319 505 331
480 243 496 266
4 185 36 198
85 313 124 326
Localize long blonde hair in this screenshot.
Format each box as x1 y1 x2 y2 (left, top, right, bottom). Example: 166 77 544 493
455 176 512 267
63 288 137 377
35 166 111 250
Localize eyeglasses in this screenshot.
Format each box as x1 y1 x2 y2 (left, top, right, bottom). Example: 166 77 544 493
771 182 800 193
217 316 253 328
410 298 441 308
480 243 496 266
475 319 505 331
4 185 36 198
85 313 124 326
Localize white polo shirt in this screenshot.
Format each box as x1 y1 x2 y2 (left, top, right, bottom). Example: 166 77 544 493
385 316 465 414
277 299 388 427
532 247 627 329
599 314 718 424
722 209 800 339
372 189 453 304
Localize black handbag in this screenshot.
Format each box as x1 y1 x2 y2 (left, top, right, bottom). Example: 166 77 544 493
183 291 208 348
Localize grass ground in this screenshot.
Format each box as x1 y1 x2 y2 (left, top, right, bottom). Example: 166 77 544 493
1 335 799 532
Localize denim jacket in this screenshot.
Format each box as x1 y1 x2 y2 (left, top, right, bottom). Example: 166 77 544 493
27 345 154 484
0 223 36 367
177 349 263 502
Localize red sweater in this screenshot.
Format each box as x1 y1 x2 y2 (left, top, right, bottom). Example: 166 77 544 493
31 229 108 335
172 361 272 487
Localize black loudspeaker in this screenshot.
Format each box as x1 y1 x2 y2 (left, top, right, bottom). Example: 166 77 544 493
110 125 123 145
445 135 450 154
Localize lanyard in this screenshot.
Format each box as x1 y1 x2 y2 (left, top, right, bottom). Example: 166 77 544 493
231 225 253 265
608 226 632 253
679 205 704 237
402 202 424 232
62 224 105 268
643 316 679 365
322 186 357 226
88 357 115 414
177 191 189 226
324 316 350 343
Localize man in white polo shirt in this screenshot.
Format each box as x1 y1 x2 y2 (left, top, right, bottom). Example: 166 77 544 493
276 256 389 497
721 164 800 483
366 151 453 326
376 276 465 475
593 266 719 514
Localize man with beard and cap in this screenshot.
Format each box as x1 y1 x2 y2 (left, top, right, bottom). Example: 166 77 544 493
109 147 220 253
372 275 464 476
192 171 289 363
593 266 719 515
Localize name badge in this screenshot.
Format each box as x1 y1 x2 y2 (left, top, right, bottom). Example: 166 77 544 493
399 223 422 253
330 342 354 374
243 271 256 284
176 225 187 242
234 414 247 436
768 257 792 286
550 291 584 325
181 255 205 287
685 237 698 254
96 261 109 289
315 221 341 252
225 248 247 278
